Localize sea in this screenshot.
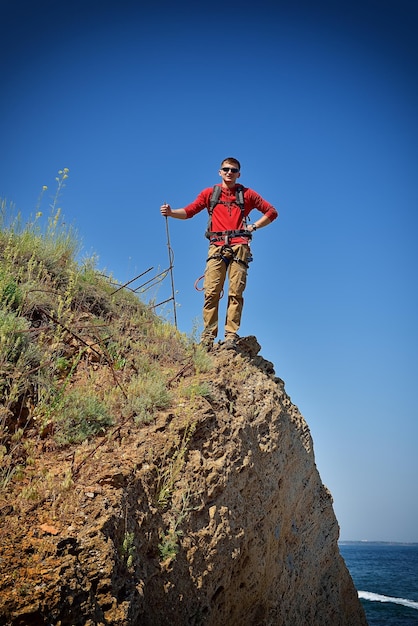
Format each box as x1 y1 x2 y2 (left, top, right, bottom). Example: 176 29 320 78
339 542 418 625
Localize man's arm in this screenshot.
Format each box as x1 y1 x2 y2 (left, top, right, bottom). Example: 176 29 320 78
160 204 187 219
161 188 213 221
248 215 272 232
246 189 278 233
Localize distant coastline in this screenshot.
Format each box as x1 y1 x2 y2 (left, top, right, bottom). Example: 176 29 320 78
339 540 418 546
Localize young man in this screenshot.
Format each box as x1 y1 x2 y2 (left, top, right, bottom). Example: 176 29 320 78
160 157 278 349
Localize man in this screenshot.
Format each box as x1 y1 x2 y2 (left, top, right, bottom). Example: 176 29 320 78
160 157 278 349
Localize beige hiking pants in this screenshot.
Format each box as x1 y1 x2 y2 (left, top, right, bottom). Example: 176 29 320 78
202 244 251 340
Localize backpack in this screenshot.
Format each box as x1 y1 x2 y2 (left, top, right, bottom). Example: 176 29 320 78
205 184 249 241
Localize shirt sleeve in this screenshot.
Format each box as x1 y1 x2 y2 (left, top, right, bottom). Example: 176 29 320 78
246 189 278 221
183 187 212 218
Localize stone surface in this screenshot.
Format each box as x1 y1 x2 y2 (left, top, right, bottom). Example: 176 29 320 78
0 338 367 626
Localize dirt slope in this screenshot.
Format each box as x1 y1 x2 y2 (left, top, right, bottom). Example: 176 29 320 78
0 336 367 626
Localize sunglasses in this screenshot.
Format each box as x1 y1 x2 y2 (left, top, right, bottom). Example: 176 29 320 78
221 167 239 173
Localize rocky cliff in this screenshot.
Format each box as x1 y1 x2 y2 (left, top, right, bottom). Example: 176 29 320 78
0 336 367 626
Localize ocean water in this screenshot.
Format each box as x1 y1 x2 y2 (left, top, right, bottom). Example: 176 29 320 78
339 542 418 625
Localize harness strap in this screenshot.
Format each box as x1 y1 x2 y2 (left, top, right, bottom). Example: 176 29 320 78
207 245 253 269
207 229 252 244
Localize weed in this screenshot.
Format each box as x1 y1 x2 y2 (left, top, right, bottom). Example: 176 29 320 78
121 531 136 569
158 491 195 564
55 356 71 374
49 168 69 215
0 273 22 310
51 390 114 446
0 310 30 364
0 167 208 494
126 373 171 424
0 446 24 490
156 419 197 509
104 340 126 370
181 382 212 399
158 521 182 563
191 345 213 374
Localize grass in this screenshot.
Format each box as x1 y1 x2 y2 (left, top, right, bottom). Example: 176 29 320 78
158 491 195 565
0 170 213 499
121 531 136 569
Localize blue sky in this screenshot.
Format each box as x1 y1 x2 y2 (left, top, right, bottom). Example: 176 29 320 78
1 0 417 542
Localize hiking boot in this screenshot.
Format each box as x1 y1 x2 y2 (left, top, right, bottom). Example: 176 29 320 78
222 334 239 350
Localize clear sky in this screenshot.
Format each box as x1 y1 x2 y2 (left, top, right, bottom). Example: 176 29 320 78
1 0 417 542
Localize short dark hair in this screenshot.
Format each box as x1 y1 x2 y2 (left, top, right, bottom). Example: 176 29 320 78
221 157 241 171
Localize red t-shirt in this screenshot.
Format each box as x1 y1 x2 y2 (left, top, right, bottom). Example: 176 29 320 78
183 184 278 246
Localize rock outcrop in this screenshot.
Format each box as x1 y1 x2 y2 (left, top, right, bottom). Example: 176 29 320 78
0 336 367 625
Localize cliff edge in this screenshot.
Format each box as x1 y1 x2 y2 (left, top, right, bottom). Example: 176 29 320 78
0 335 367 625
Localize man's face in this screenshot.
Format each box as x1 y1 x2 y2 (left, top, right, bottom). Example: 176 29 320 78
219 162 241 185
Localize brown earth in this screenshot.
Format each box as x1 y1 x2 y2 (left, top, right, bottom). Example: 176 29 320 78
0 336 367 626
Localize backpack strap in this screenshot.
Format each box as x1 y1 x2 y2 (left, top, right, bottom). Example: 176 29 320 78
235 184 245 214
209 184 222 216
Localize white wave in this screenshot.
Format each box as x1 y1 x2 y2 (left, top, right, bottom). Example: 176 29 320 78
359 591 418 610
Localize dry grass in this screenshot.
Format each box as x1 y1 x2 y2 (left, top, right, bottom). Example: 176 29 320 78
0 173 213 509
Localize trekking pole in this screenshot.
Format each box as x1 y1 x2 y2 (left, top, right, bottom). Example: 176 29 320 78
164 213 178 329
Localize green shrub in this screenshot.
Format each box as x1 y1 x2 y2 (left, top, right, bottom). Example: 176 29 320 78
53 390 114 446
0 310 29 364
0 272 22 310
127 373 171 423
181 382 212 399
